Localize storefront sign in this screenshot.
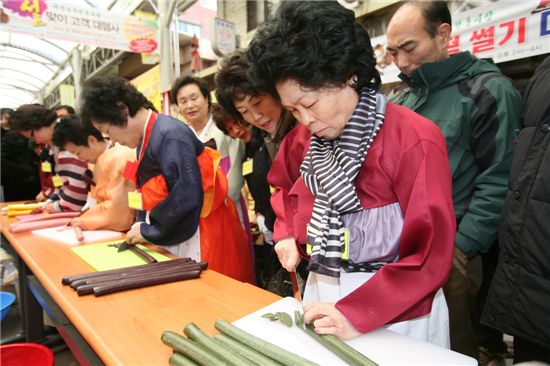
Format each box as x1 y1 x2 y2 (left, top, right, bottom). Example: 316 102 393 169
210 17 235 57
1 0 159 54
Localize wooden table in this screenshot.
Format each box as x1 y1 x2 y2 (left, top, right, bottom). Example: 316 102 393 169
1 211 280 365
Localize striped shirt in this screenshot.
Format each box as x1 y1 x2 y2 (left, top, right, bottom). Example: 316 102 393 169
53 150 91 212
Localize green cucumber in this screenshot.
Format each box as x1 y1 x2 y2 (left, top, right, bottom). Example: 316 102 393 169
303 324 378 366
183 322 255 366
295 311 378 366
214 319 319 366
212 333 282 366
161 330 230 366
169 352 200 366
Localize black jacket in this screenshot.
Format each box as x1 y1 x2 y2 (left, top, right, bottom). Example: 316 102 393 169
244 127 275 231
481 56 550 348
1 130 40 201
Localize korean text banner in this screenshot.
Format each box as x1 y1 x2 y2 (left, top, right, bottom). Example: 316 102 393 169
372 0 550 85
449 0 550 62
1 0 159 53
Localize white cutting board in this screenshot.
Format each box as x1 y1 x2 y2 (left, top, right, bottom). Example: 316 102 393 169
32 226 123 245
233 297 476 366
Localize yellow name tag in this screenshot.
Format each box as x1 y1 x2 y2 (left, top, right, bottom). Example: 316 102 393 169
51 175 63 187
306 228 349 260
270 185 275 194
128 191 143 210
41 161 52 173
242 159 253 176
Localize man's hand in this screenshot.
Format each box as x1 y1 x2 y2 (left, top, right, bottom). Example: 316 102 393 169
453 246 469 278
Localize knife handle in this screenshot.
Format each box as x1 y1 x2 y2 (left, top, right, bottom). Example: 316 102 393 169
128 244 158 263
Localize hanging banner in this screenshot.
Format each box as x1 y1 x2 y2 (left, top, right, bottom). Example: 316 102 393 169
59 84 75 106
135 10 161 63
449 0 549 62
1 0 159 53
371 0 550 84
131 65 161 113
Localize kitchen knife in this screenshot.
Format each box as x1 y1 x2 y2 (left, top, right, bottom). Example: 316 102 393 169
290 270 304 313
117 241 129 252
117 241 158 263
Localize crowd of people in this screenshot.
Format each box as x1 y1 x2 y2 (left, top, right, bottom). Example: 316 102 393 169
1 1 548 364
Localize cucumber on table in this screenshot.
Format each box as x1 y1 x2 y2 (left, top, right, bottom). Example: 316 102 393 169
169 352 200 366
161 330 230 366
212 333 282 366
214 319 319 366
183 322 255 366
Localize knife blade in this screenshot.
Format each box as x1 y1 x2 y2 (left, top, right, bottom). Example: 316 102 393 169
117 241 157 263
117 241 129 252
290 270 304 313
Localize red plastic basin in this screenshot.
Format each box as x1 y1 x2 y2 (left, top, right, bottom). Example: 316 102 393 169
0 343 54 366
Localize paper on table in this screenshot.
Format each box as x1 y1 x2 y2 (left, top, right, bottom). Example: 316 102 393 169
71 240 171 271
32 226 122 245
233 297 477 366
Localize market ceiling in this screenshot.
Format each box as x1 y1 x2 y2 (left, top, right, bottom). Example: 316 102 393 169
0 0 143 110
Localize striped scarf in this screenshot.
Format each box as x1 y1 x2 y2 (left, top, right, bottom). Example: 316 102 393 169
300 87 387 277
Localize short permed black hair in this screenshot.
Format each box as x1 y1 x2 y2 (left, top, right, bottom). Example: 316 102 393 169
80 75 157 127
169 76 211 108
8 104 58 132
401 1 452 37
247 1 380 95
211 103 248 135
215 49 272 123
53 114 104 148
54 105 76 115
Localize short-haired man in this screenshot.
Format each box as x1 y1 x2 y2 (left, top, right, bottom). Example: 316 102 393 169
387 1 522 361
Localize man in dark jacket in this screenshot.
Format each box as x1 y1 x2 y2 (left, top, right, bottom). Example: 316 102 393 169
482 56 550 363
1 107 41 201
387 1 522 362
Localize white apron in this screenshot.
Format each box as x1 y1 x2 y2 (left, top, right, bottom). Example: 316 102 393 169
143 211 201 260
304 271 450 348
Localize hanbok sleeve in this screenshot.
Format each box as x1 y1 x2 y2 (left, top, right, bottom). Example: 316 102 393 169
336 138 455 333
140 137 203 245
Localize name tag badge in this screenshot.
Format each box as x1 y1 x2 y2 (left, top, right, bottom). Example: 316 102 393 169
342 228 350 260
128 191 143 210
41 161 52 173
51 175 63 187
242 159 253 176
